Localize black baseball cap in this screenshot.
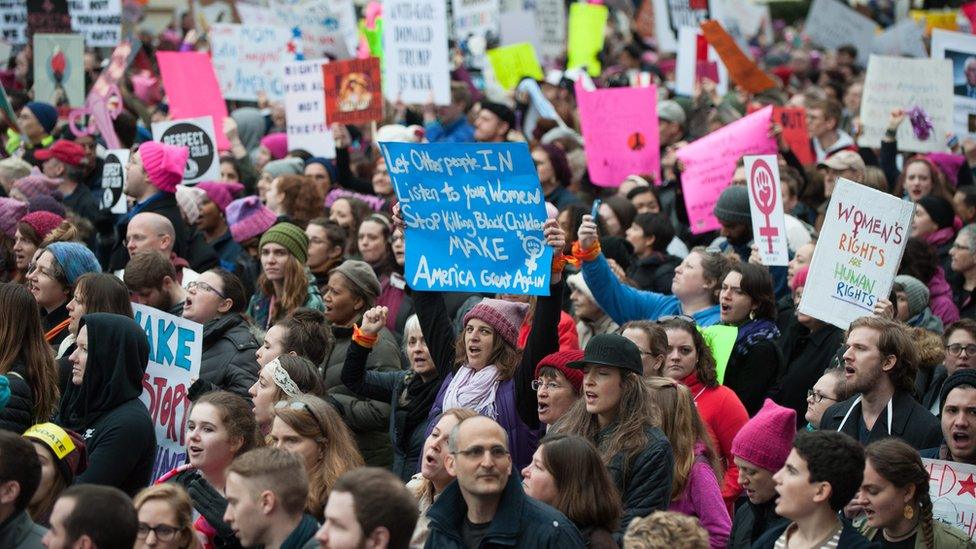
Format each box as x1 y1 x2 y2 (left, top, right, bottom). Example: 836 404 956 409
567 334 643 376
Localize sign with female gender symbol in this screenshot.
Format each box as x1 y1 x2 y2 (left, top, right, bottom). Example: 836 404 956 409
744 155 789 266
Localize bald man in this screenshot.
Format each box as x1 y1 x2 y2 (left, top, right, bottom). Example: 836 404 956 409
424 416 583 548
117 212 199 285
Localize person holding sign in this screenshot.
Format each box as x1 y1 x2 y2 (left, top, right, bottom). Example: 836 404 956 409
853 438 975 548
57 313 156 497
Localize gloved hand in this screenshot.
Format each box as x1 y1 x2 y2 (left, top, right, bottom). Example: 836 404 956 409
187 477 241 549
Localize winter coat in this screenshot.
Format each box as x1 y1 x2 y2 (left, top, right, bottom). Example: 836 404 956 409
628 252 683 294
753 519 875 549
820 389 943 450
600 424 674 540
722 319 783 416
200 314 260 398
669 445 731 549
0 510 46 549
0 361 36 434
424 473 585 549
907 307 944 335
727 499 789 549
927 267 960 327
920 365 948 414
773 319 845 426
323 325 401 467
247 281 324 331
856 515 976 548
581 252 721 326
56 313 155 496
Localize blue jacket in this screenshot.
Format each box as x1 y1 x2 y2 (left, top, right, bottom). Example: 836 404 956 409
424 117 475 143
424 473 585 548
581 253 721 326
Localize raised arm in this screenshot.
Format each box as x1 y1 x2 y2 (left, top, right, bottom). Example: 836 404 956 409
341 306 405 403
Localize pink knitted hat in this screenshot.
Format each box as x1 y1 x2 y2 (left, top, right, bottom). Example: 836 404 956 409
12 167 61 201
139 141 189 193
260 133 288 160
227 196 277 243
731 399 797 473
20 211 64 241
196 181 244 213
462 298 529 349
0 198 28 237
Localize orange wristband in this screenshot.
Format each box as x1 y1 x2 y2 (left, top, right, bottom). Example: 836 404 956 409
352 325 379 348
551 253 580 273
571 240 601 263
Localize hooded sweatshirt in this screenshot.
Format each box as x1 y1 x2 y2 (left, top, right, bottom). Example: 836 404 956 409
56 313 156 496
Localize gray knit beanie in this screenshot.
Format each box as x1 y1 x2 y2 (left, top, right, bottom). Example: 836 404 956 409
333 260 381 301
893 275 930 318
713 185 752 225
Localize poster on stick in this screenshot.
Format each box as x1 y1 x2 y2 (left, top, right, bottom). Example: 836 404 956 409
674 26 728 98
804 0 876 66
156 52 229 151
576 82 660 187
151 117 221 185
209 23 291 101
676 106 777 234
858 54 952 153
798 178 914 330
379 142 553 296
283 59 335 159
923 458 976 541
382 0 451 105
133 304 202 482
100 149 129 214
931 29 976 143
744 155 788 266
323 57 383 125
69 0 122 47
33 33 85 108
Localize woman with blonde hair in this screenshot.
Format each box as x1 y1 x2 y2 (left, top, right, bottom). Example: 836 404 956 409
645 377 730 548
133 484 202 549
269 394 364 520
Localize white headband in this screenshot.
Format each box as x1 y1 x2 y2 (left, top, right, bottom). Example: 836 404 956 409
270 358 302 399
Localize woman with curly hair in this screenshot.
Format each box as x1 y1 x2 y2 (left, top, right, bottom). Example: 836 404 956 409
269 394 364 520
265 174 325 229
855 438 975 548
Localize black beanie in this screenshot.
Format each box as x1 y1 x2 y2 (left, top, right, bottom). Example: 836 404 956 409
480 101 516 131
940 369 976 407
917 195 955 230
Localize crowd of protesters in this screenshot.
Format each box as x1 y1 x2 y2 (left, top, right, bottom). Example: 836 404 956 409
2 1 976 549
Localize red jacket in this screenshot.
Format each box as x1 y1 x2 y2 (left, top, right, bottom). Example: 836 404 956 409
519 311 580 351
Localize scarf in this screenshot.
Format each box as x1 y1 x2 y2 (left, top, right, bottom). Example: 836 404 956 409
734 318 780 355
399 370 445 437
442 365 500 419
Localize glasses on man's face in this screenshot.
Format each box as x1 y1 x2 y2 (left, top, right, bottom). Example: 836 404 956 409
531 379 565 392
452 445 510 460
806 389 837 404
947 344 976 357
185 281 225 299
137 523 179 541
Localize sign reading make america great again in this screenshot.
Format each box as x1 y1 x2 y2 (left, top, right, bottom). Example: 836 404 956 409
380 142 552 296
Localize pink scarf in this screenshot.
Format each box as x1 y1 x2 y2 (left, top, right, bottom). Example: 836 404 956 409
442 365 499 419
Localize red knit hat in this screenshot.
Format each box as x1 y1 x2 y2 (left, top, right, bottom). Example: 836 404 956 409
462 298 529 348
731 399 796 473
20 211 63 241
138 141 189 193
535 350 585 393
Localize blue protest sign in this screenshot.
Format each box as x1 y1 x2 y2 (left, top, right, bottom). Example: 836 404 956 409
380 142 552 296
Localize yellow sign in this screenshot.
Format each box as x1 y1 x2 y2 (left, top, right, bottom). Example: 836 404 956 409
567 3 608 77
24 423 75 459
910 10 958 35
487 43 544 90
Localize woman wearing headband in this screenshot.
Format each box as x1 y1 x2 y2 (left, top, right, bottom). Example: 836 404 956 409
248 355 323 435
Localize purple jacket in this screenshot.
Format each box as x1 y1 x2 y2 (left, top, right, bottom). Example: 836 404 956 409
928 267 960 326
669 446 731 549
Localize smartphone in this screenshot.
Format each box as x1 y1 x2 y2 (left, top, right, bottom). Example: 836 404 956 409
591 199 602 220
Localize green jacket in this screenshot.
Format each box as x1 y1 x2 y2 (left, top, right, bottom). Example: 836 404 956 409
856 516 976 548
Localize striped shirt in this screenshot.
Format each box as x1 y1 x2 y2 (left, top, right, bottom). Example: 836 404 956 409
774 522 842 548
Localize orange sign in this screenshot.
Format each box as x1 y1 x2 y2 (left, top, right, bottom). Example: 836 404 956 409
700 20 776 94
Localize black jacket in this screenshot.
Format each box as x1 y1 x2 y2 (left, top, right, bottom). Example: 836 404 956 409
42 302 70 349
109 193 188 272
724 338 783 417
920 365 948 413
0 361 36 434
772 320 845 426
627 252 682 294
200 314 260 398
728 499 789 548
600 424 674 539
819 389 943 450
424 473 585 549
56 313 156 496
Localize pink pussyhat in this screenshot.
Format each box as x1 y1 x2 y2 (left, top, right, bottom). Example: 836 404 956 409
138 141 189 193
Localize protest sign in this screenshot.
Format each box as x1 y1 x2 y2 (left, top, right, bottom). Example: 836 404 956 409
567 3 608 77
235 2 278 26
152 117 221 185
132 304 203 482
534 0 566 67
871 18 927 58
576 82 660 187
858 55 952 154
805 0 876 66
209 23 291 102
486 43 543 91
269 0 356 60
675 26 728 98
322 57 383 126
100 149 129 214
380 142 553 295
798 178 914 330
0 1 26 45
710 0 772 49
665 0 709 39
499 10 535 47
701 20 776 94
451 0 499 42
923 458 976 541
747 105 815 166
69 40 136 150
650 0 677 53
69 0 122 47
676 106 777 234
744 155 789 266
27 0 71 38
931 29 976 143
156 52 230 151
911 9 958 35
283 59 335 159
33 34 84 108
382 0 451 105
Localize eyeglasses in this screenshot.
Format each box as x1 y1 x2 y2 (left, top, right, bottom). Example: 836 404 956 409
947 344 976 357
658 314 696 324
806 390 837 403
452 445 510 460
531 379 566 392
137 523 179 541
185 280 225 298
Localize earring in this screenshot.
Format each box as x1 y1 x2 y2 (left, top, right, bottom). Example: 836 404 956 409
749 310 756 320
903 504 915 520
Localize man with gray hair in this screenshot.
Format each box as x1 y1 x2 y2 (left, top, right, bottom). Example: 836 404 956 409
424 415 584 548
955 57 976 98
0 157 32 195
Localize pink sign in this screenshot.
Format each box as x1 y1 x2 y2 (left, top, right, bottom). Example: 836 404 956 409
156 52 230 151
69 41 133 149
676 105 777 234
576 82 660 186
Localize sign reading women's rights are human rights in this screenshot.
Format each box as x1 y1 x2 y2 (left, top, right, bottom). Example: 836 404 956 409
379 142 552 296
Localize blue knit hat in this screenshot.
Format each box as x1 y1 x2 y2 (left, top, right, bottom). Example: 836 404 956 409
46 242 101 286
305 157 338 183
26 102 58 134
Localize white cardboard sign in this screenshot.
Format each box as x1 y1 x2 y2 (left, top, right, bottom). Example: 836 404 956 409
745 155 789 267
382 0 451 105
151 116 221 185
283 59 336 159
